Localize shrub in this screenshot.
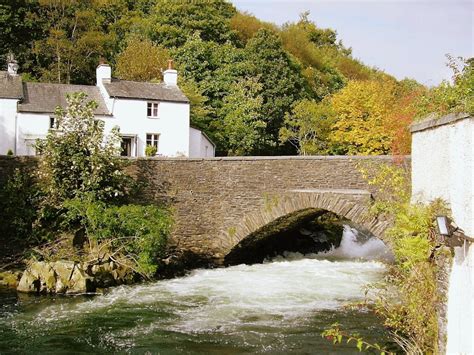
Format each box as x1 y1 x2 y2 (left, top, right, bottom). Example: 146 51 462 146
6 149 13 156
62 198 172 277
0 169 42 252
145 144 158 157
361 163 449 353
36 92 131 204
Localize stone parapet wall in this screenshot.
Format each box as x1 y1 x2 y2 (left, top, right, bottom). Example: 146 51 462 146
125 155 410 260
0 155 410 262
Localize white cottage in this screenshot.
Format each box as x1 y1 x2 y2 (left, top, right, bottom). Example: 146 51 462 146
0 58 215 158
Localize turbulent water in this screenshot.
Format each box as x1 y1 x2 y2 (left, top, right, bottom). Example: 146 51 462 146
0 227 395 354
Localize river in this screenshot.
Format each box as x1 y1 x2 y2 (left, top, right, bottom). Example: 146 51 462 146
0 227 395 354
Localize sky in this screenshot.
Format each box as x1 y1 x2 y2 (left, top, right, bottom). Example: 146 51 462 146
232 0 473 86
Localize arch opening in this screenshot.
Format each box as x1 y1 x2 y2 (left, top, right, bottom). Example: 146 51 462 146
224 208 387 266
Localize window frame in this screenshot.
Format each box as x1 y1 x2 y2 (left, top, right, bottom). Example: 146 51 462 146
146 133 160 150
147 102 159 118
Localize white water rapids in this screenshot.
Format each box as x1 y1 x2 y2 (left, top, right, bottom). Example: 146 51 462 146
1 226 395 353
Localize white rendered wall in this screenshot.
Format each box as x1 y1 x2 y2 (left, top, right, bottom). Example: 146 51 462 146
189 127 215 158
0 99 18 154
411 115 474 354
411 117 473 236
103 99 190 157
16 112 50 155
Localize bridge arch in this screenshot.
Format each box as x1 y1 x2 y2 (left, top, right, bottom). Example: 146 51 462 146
221 191 392 264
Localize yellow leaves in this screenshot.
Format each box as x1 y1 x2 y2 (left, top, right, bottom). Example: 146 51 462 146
115 37 169 82
328 79 399 155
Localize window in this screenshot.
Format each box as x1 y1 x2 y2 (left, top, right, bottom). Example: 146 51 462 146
49 117 58 129
120 135 137 157
121 137 132 157
146 133 160 149
147 102 159 118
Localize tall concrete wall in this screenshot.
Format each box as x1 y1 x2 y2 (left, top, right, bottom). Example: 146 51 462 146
411 114 474 354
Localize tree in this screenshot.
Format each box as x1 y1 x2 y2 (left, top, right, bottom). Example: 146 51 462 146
230 11 276 45
115 37 169 81
417 56 474 117
32 0 137 84
148 0 237 47
36 92 128 203
179 77 212 131
280 99 335 155
218 77 266 155
328 79 398 155
244 28 309 154
0 0 43 74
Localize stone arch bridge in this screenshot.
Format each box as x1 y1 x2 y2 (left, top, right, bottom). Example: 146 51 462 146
127 156 410 266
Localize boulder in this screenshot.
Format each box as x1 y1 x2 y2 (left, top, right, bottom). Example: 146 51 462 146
52 261 75 293
17 261 55 293
17 259 135 294
66 265 92 294
0 271 22 289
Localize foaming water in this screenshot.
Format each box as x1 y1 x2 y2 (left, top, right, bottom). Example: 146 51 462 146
0 228 394 354
318 225 395 262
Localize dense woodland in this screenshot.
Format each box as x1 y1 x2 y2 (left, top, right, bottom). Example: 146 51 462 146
1 0 472 156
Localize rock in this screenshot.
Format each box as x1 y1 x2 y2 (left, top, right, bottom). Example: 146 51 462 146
17 269 40 293
17 259 135 294
52 261 75 293
0 270 22 289
66 264 93 294
17 261 56 293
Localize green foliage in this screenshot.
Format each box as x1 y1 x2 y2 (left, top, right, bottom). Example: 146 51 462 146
361 163 449 353
62 198 172 276
148 0 237 47
115 37 169 81
4 2 422 156
230 11 276 45
244 28 309 154
322 323 394 354
6 149 13 156
36 92 130 203
145 144 157 157
280 99 335 155
218 77 265 155
416 56 474 118
0 169 42 251
0 0 42 73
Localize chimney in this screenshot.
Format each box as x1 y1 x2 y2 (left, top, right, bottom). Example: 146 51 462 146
96 59 111 85
163 59 177 86
7 53 19 76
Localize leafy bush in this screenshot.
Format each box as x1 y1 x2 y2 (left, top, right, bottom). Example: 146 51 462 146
361 163 449 353
12 92 174 279
145 144 158 157
62 199 172 276
36 92 131 204
416 56 474 118
0 169 42 252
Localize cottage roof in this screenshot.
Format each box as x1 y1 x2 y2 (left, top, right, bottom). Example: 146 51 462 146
103 79 189 103
18 82 110 115
0 71 23 99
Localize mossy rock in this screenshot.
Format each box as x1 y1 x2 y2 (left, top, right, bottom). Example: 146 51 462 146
0 270 22 289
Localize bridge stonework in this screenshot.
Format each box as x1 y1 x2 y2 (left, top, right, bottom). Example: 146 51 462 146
127 156 410 264
0 156 410 265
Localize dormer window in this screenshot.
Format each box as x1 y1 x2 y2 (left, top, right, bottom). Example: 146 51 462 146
147 102 159 118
